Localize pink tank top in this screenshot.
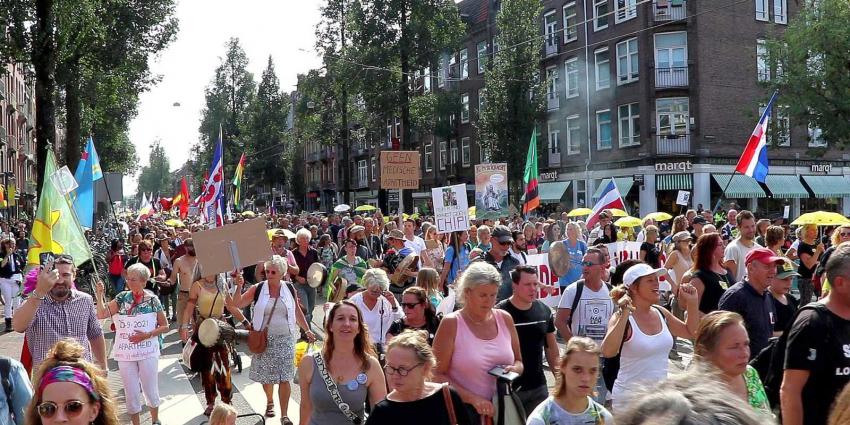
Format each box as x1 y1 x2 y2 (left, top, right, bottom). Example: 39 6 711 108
449 311 515 400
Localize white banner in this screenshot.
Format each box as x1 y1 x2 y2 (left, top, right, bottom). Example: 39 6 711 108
432 184 469 233
111 312 159 362
525 253 562 308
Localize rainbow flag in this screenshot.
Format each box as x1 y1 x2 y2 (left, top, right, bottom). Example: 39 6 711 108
232 153 246 209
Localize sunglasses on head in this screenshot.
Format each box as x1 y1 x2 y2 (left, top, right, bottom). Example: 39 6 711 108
37 400 88 419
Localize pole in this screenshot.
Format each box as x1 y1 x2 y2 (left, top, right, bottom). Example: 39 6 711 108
711 170 739 216
102 174 120 225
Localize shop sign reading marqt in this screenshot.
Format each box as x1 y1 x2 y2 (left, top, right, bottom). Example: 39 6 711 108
380 151 421 189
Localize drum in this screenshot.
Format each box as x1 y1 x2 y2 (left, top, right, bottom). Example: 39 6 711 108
306 263 327 288
390 254 418 286
548 240 571 277
198 318 236 348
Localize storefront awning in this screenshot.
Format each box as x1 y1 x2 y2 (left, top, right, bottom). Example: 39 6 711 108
656 174 692 191
538 181 571 204
764 175 809 199
592 177 634 200
354 190 378 200
802 175 850 198
712 174 766 198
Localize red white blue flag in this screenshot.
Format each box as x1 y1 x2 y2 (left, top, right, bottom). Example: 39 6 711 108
735 91 778 184
201 127 226 227
587 180 626 228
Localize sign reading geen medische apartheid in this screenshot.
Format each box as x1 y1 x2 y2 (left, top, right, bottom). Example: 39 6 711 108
380 151 421 189
431 184 469 233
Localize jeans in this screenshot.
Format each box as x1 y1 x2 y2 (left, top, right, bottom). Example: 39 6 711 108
160 289 178 318
593 363 609 405
294 283 316 325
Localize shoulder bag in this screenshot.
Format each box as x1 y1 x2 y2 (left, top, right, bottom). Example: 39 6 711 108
441 384 458 425
247 288 278 354
313 352 362 424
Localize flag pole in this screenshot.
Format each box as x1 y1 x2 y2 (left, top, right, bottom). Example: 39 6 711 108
711 169 739 216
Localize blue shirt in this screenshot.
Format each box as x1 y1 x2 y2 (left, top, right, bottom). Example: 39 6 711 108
557 239 587 287
443 244 470 284
0 357 33 425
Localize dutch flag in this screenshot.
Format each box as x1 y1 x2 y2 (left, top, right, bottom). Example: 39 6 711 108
735 91 778 183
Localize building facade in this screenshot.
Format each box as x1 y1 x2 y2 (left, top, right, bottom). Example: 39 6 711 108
1 62 38 218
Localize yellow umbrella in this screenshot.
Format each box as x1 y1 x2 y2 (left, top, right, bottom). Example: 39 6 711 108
267 228 297 240
791 211 850 226
643 212 673 222
164 218 185 227
354 205 377 212
614 216 642 227
567 208 593 217
609 208 628 217
241 211 256 218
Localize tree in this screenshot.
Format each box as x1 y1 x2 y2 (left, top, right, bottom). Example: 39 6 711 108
766 0 850 148
478 0 546 208
244 57 290 196
136 140 172 198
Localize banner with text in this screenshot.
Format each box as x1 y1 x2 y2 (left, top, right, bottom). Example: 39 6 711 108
474 163 509 220
431 184 469 233
526 253 561 308
111 313 159 362
380 151 421 189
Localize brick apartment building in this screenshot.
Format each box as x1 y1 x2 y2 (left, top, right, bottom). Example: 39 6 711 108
1 62 38 218
303 0 847 217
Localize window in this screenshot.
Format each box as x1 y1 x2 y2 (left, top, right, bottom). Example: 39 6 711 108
655 32 687 69
424 142 433 171
548 122 561 154
439 141 447 169
544 11 558 54
756 0 769 21
616 38 639 84
478 90 486 116
593 0 609 31
594 48 610 90
656 98 689 135
566 115 581 155
480 143 491 162
423 67 431 93
760 104 790 146
565 57 579 98
461 137 471 166
450 139 458 164
618 103 640 147
596 110 612 149
808 125 826 147
460 49 468 79
371 156 377 181
461 93 470 123
438 55 447 88
477 41 488 74
774 0 787 23
756 39 770 82
615 0 637 22
546 66 559 105
358 160 368 186
576 180 587 207
563 2 578 43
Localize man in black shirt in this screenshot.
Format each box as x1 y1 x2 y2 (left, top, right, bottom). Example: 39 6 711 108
781 243 850 425
496 265 559 415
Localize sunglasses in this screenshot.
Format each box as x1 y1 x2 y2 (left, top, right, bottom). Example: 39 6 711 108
37 400 88 418
581 261 600 267
841 232 850 237
497 240 512 246
266 270 280 275
401 302 422 309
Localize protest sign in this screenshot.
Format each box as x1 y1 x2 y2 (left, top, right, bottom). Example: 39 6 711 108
192 217 271 276
380 151 420 189
111 312 159 361
474 163 509 220
676 190 691 206
431 184 469 233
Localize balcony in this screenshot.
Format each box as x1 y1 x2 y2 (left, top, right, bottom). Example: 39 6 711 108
320 147 335 160
0 127 5 145
548 151 561 167
655 66 689 88
656 133 691 156
306 151 320 162
544 35 559 58
0 85 6 101
547 94 560 111
653 0 687 22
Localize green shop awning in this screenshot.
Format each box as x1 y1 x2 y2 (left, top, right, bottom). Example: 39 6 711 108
712 174 766 198
592 177 634 200
764 175 809 199
355 190 378 200
802 175 850 198
656 174 693 191
538 181 571 204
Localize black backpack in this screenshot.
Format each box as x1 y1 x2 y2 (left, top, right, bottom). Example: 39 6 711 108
567 279 613 328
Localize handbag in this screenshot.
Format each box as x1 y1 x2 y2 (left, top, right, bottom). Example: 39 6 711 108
441 384 458 425
313 352 362 424
247 294 278 354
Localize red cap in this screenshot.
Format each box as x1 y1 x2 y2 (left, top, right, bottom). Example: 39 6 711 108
745 247 785 266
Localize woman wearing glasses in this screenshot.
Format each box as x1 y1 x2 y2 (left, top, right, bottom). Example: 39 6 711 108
27 339 120 425
386 286 441 345
365 330 471 424
122 240 167 294
813 223 850 298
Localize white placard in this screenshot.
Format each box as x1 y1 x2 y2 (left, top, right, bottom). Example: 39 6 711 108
675 190 691 206
525 253 562 308
783 205 790 219
111 312 159 361
50 166 79 195
431 184 469 233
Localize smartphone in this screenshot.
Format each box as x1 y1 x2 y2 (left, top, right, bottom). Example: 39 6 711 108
488 366 520 382
39 252 56 268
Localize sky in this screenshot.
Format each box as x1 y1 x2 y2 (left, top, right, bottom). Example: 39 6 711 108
125 0 324 196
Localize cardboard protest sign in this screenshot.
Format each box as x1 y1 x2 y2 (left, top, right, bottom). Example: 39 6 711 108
475 163 509 220
192 217 271 276
380 151 420 189
111 313 159 361
431 184 469 233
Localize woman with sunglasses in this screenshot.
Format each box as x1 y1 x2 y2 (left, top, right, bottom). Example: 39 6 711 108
122 240 167 294
365 330 472 425
386 286 441 345
813 224 850 298
26 339 120 425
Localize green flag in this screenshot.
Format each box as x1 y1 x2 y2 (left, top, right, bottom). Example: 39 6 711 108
523 129 540 215
28 151 93 267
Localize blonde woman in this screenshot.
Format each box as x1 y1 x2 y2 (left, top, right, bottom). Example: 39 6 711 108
420 225 446 275
415 267 443 309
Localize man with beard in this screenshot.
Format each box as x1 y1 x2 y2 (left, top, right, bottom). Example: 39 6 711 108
12 255 107 372
170 238 199 325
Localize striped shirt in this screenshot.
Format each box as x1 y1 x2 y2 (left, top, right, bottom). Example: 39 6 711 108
25 289 103 369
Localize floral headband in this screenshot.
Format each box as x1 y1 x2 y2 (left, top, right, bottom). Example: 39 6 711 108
38 365 100 400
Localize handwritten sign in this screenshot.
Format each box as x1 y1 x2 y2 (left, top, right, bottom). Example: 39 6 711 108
431 184 469 233
474 163 509 220
111 313 159 361
526 254 562 308
380 151 421 189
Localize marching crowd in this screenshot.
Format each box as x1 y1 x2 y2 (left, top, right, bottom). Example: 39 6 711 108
0 207 849 425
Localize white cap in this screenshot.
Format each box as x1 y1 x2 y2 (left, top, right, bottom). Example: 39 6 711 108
623 263 666 288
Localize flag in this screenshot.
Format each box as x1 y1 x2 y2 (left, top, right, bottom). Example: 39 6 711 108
0 185 6 208
72 137 103 228
172 177 190 219
522 129 540 215
28 151 93 267
232 153 246 209
200 127 225 228
159 197 173 211
137 194 153 220
586 180 626 229
735 91 778 184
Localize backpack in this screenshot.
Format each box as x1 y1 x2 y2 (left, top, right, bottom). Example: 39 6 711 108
0 357 15 422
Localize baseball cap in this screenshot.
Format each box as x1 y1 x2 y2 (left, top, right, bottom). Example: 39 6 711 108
623 263 667 288
491 225 513 244
692 216 707 225
776 259 800 279
672 231 692 243
745 247 785 266
387 229 405 240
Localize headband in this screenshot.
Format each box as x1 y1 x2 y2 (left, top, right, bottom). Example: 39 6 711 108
38 365 100 400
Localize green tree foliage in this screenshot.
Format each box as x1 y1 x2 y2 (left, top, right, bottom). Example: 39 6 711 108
766 0 850 148
478 0 546 207
136 140 172 198
244 56 291 195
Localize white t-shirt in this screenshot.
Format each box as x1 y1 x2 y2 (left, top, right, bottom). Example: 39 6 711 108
556 280 615 342
404 235 426 256
723 238 762 282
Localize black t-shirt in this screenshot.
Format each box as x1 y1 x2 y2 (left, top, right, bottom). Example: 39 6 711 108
640 242 660 268
495 299 555 391
797 241 817 278
772 294 799 334
692 269 729 314
365 386 472 425
387 316 441 345
784 304 850 425
124 256 162 291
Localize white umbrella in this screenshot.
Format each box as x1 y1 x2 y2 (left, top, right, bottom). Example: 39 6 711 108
334 204 351 213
